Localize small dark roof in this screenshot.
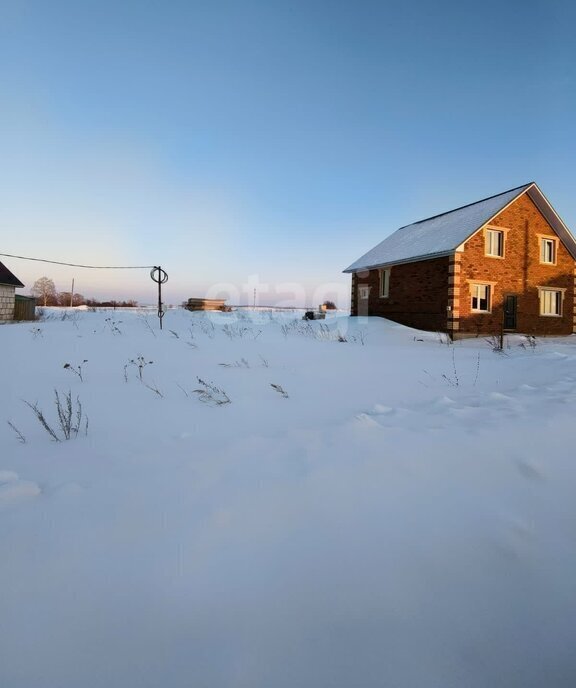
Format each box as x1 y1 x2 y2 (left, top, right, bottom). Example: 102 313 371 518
0 261 24 288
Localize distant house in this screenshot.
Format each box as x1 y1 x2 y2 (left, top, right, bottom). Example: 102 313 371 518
0 262 25 322
344 183 576 337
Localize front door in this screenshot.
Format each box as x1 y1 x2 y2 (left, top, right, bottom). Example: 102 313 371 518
503 295 517 330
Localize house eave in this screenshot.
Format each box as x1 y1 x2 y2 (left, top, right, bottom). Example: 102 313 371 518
343 250 454 273
525 184 576 260
343 182 576 275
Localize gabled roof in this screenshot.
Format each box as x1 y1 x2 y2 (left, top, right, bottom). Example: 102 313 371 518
0 261 24 288
343 182 576 272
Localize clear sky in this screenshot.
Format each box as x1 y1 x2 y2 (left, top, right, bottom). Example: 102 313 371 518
1 0 575 306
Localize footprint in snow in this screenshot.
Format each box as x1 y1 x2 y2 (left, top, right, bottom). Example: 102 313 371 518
0 470 19 484
426 396 457 413
515 457 546 482
370 404 396 415
518 384 538 392
48 482 85 498
0 470 41 506
507 515 535 541
355 413 384 428
447 406 487 421
365 407 413 425
488 392 516 402
545 380 574 392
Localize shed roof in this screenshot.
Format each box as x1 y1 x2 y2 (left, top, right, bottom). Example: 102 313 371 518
343 183 576 272
0 261 24 288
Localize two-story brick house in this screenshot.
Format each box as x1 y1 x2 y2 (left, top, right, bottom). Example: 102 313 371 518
344 183 576 337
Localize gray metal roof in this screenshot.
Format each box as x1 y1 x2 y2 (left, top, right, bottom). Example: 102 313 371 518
343 182 576 273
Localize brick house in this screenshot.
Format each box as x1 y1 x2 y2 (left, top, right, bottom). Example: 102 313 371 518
344 183 576 337
0 261 25 322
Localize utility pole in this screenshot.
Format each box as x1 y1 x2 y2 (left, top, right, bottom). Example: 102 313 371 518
70 278 75 307
150 266 168 330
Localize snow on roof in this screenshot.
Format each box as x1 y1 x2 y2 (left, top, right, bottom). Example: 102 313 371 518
0 261 24 288
344 183 534 273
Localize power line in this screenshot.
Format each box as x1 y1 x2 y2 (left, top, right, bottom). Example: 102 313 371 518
1 251 169 331
0 252 154 270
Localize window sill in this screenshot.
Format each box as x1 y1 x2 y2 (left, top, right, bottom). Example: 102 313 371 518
540 313 562 318
484 254 504 259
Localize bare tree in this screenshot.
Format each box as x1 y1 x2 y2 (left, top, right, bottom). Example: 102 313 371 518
31 277 57 306
57 292 85 307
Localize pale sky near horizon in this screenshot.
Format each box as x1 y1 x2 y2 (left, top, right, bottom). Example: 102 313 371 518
1 0 575 306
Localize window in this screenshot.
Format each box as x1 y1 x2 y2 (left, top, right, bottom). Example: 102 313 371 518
539 289 562 316
379 268 390 298
485 229 504 257
358 285 370 300
540 237 557 264
471 284 491 312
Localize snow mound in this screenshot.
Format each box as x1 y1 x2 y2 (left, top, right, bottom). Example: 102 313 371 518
0 470 19 484
0 478 41 505
1 309 576 687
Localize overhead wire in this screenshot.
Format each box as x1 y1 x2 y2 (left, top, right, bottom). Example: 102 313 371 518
0 252 155 270
0 252 168 330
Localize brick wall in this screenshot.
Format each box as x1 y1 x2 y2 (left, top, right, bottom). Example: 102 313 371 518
456 193 574 336
352 257 450 331
350 193 576 336
0 285 16 322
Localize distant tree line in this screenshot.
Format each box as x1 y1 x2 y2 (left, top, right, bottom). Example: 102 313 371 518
30 277 138 308
85 298 139 308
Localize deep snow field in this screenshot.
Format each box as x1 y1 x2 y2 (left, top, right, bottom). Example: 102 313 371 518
1 308 576 687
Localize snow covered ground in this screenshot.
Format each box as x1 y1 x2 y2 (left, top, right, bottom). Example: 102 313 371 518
1 308 576 687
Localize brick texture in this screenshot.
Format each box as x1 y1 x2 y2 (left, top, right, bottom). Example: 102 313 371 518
0 285 15 322
350 192 575 336
458 193 574 336
352 257 450 331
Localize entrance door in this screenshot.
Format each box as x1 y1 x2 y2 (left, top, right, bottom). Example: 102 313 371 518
503 295 517 330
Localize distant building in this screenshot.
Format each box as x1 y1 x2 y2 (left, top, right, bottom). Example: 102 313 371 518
184 298 230 312
344 183 576 337
0 261 25 322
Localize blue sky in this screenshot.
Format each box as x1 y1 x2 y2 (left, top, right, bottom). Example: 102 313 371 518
1 0 575 306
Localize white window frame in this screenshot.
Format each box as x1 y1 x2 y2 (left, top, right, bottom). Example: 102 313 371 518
470 283 492 313
358 285 370 300
379 268 390 298
539 236 557 265
485 228 505 258
538 287 564 317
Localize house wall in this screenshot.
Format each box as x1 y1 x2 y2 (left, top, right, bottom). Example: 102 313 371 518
352 257 450 331
455 193 575 336
350 193 576 336
14 296 36 321
0 285 16 322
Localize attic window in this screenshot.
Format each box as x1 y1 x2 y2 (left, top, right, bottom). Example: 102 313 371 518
540 237 557 265
485 229 504 257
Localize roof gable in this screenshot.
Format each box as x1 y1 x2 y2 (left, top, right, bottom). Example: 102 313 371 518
343 183 576 273
0 261 24 288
